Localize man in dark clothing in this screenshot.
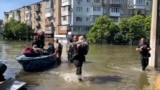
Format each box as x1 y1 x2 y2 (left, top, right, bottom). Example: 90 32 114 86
37 31 45 49
0 63 7 81
72 35 88 81
136 38 151 71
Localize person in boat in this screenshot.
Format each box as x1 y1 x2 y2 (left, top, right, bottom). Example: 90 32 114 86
0 63 7 81
72 35 89 81
37 31 45 49
67 39 74 63
47 42 55 55
32 36 44 55
32 45 43 55
136 37 151 71
54 38 63 64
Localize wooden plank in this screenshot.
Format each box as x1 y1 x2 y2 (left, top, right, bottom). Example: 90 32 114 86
10 81 26 90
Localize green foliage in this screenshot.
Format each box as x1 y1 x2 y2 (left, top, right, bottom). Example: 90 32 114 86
128 15 146 41
87 16 116 43
144 15 151 40
116 18 130 44
87 15 151 45
2 18 33 40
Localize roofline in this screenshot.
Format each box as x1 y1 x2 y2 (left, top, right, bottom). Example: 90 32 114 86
4 0 43 13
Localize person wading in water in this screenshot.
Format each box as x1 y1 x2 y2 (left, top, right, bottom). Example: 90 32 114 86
72 35 89 81
67 39 74 63
136 37 151 71
54 38 63 65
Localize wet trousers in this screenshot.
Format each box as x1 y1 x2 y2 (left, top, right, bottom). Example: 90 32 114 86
140 55 149 71
73 55 85 75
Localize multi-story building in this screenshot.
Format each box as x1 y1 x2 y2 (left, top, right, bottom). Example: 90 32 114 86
4 0 152 43
128 0 152 16
0 20 3 36
4 0 55 38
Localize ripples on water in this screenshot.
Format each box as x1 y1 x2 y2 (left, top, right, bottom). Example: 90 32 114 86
0 41 158 90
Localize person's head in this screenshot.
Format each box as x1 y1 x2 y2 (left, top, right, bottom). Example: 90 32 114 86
140 37 145 42
69 39 73 43
78 36 84 41
73 35 78 42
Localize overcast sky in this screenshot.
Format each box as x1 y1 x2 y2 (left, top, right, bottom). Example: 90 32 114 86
0 0 41 20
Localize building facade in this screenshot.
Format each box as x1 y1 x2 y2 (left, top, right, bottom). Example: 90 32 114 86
0 20 3 36
4 0 152 43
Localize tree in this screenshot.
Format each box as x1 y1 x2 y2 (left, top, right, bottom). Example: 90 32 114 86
2 18 33 40
87 16 114 44
117 18 130 44
106 23 119 44
128 15 146 44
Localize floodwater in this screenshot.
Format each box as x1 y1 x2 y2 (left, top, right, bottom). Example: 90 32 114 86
0 40 159 90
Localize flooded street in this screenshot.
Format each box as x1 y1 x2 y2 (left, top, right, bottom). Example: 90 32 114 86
0 40 158 90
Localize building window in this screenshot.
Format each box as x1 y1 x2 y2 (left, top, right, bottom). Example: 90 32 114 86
62 6 67 11
76 17 82 22
136 0 145 5
77 26 81 31
93 7 101 11
62 0 69 3
87 0 90 2
86 27 90 31
77 0 83 4
94 0 100 3
62 16 67 21
46 0 53 8
86 17 89 21
86 8 90 12
110 7 120 13
76 7 82 12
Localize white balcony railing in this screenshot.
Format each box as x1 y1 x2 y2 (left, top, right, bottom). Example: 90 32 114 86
109 12 120 17
25 10 31 13
45 26 53 34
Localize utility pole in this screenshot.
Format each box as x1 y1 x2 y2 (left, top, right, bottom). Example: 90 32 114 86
149 0 160 68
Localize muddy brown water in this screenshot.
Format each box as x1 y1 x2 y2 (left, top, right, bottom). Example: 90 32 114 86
0 40 158 90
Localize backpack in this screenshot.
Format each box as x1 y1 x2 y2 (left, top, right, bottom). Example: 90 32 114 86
23 47 36 57
78 42 89 55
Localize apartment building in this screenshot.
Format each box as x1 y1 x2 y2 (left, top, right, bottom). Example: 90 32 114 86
4 0 152 43
0 20 3 36
128 0 152 16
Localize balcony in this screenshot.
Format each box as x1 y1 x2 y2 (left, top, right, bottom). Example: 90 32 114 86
91 1 103 6
60 25 70 31
25 16 31 20
45 8 53 18
35 15 41 20
25 10 31 14
109 12 120 17
9 14 13 18
36 22 41 28
45 26 53 34
35 4 41 12
15 16 20 21
133 5 145 9
45 21 53 27
62 0 71 6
